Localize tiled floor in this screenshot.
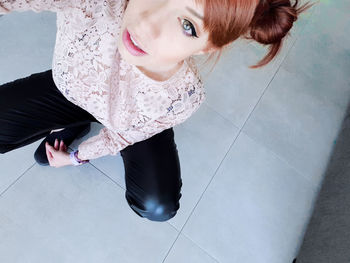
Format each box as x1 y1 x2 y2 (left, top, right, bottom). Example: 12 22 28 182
1 1 349 262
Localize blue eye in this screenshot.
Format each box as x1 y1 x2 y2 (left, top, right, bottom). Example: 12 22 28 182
181 18 198 38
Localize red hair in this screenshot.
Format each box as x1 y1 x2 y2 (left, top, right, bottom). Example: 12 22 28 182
195 0 316 70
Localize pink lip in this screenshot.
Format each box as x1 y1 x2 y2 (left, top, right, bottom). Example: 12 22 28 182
122 28 147 56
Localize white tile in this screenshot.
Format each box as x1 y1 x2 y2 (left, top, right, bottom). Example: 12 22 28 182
314 0 350 35
283 8 350 111
242 9 350 182
0 164 179 263
194 1 316 129
242 66 344 184
0 11 58 195
69 122 126 189
0 11 57 84
164 233 219 263
0 140 39 195
182 132 318 263
86 152 126 188
168 104 239 230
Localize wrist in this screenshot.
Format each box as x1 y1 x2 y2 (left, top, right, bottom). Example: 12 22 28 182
69 150 89 166
76 151 83 161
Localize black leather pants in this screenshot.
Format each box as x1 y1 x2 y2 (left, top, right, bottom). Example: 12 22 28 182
0 69 183 222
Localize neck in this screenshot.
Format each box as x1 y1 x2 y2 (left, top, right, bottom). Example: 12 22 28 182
136 60 184 81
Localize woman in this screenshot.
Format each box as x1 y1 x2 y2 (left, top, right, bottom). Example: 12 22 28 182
0 0 314 221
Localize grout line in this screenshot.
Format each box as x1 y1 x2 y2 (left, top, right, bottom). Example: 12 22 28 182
69 146 222 263
234 9 319 185
203 101 240 130
162 124 237 263
240 130 318 191
85 160 126 191
0 162 36 197
90 163 126 191
201 20 303 132
73 143 220 263
68 145 126 190
181 231 221 263
68 146 223 263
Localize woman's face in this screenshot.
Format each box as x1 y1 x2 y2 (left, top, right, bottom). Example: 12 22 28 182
117 0 213 73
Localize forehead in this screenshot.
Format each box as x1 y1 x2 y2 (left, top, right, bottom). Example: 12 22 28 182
177 0 204 14
185 6 204 20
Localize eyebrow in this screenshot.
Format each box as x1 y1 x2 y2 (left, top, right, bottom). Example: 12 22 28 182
186 6 204 20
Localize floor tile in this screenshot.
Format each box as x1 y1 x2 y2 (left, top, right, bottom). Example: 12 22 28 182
315 0 350 23
0 163 179 263
0 10 58 196
242 10 349 183
195 2 316 129
182 132 318 263
69 122 126 190
283 5 350 111
0 141 39 195
167 104 239 230
164 233 219 263
0 11 56 83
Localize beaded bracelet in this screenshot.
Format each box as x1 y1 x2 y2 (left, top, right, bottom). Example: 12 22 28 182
69 150 90 166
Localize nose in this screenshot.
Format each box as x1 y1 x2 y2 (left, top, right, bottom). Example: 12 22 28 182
139 1 168 39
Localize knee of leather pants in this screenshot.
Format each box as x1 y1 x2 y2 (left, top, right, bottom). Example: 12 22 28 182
121 127 183 222
125 191 182 222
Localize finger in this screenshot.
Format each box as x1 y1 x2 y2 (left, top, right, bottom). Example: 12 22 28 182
47 142 54 158
45 142 53 160
63 142 68 152
60 140 64 151
62 140 68 152
54 138 58 150
47 146 53 159
62 140 67 152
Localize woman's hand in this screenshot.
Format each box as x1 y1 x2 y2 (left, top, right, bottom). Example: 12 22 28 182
45 139 72 168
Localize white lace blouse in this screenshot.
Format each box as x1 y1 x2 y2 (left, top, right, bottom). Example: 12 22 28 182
0 0 206 160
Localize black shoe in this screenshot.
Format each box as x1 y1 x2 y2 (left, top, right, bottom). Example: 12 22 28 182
34 123 91 166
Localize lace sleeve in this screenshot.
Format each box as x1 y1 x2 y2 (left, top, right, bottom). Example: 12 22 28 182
77 89 206 161
0 0 80 14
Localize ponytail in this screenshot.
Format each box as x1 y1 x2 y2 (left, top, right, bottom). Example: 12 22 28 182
246 0 315 68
